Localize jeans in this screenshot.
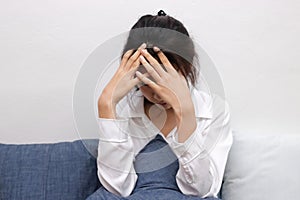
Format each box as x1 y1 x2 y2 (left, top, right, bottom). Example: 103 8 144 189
86 134 221 200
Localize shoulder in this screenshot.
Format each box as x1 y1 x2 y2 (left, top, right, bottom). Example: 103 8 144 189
190 86 231 123
192 88 232 151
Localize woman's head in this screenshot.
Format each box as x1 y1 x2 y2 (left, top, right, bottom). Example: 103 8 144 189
122 10 199 87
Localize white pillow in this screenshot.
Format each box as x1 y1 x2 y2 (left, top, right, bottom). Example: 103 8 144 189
221 131 300 200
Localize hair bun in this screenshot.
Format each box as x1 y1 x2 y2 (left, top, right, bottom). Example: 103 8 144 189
157 10 167 16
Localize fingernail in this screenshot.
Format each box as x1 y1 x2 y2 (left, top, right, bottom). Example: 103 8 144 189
140 43 146 49
153 46 160 52
139 55 145 61
141 49 147 53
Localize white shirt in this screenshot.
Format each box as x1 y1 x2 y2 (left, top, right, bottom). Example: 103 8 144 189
96 87 233 198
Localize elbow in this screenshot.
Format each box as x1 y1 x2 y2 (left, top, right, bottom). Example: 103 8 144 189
176 171 214 198
97 167 137 197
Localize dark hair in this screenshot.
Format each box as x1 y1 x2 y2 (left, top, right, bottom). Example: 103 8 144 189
121 10 199 87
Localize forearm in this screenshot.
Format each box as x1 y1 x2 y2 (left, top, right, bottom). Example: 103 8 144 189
173 99 197 143
97 116 137 196
98 90 117 119
97 139 137 197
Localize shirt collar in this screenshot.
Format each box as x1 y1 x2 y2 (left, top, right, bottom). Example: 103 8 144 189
116 87 213 119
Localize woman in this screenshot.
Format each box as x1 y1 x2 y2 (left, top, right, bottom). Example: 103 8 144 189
88 10 232 200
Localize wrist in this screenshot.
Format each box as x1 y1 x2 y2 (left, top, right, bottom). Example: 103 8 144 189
172 98 194 118
98 102 117 119
174 104 195 122
173 99 197 143
98 92 117 119
99 89 118 107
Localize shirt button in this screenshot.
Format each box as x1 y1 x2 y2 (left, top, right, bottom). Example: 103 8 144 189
186 174 193 184
183 157 187 162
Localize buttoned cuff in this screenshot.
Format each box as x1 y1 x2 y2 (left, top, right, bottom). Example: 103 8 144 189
98 118 130 142
169 120 206 164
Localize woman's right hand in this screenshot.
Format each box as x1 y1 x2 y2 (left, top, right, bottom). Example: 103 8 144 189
98 43 147 118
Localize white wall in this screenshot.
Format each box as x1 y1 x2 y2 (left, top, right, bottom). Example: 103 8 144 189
1 0 299 143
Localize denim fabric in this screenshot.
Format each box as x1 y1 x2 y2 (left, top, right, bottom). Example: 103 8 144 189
0 139 101 200
86 134 221 200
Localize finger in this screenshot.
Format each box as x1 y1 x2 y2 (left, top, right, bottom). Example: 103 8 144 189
135 72 150 86
135 71 159 90
140 49 166 76
130 76 143 87
130 57 140 70
120 49 134 68
153 46 177 74
133 72 150 88
124 43 147 70
129 64 149 79
139 55 161 82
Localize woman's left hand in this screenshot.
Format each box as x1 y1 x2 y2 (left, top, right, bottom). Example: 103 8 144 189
136 47 193 113
136 47 197 143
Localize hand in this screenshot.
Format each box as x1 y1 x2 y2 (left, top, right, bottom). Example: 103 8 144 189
135 47 197 142
98 43 147 118
136 47 193 113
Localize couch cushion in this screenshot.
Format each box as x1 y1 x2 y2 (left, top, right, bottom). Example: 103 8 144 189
221 131 300 200
0 139 101 200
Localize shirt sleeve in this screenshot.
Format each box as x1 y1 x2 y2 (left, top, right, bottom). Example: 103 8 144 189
168 98 233 198
96 117 137 197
